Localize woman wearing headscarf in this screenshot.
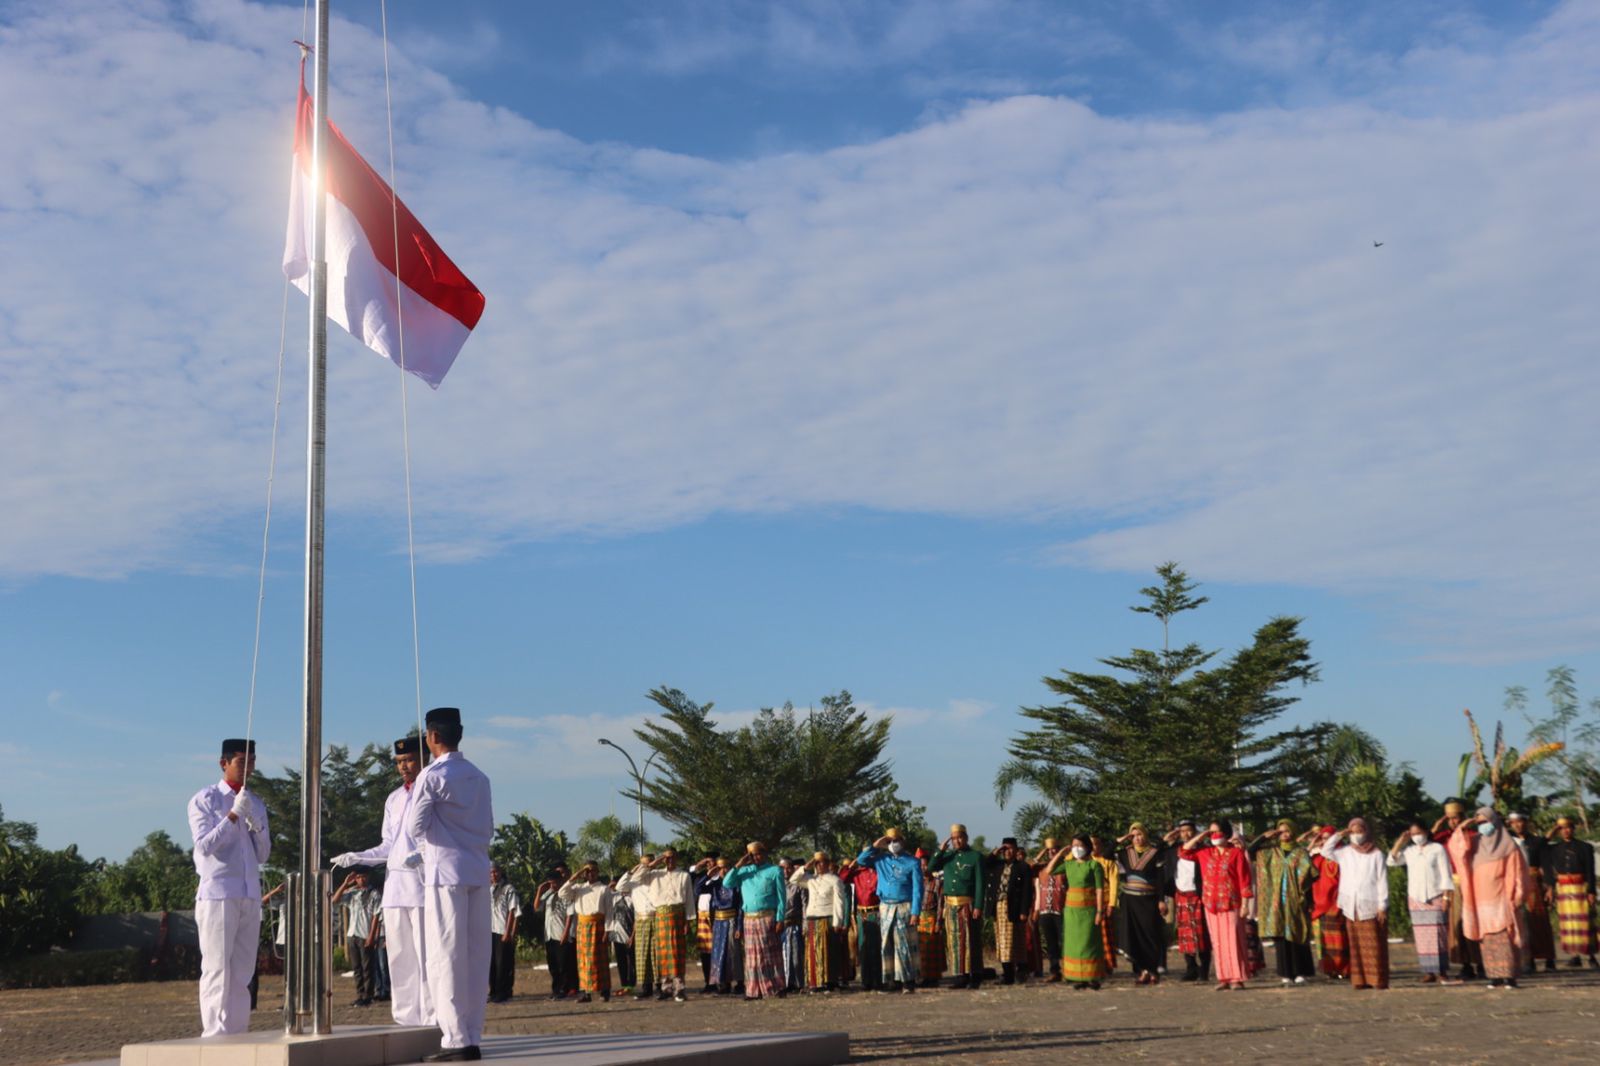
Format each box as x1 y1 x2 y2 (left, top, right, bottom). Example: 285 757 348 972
1448 807 1527 988
1321 817 1390 989
1046 835 1107 989
1249 819 1316 984
1305 826 1347 979
1387 819 1453 982
1180 819 1253 990
1116 822 1170 984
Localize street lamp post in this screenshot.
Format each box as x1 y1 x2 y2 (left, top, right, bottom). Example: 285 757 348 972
598 738 659 852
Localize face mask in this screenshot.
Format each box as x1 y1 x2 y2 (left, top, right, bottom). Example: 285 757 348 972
1349 833 1367 845
1209 834 1225 845
1070 846 1088 860
887 842 904 855
1279 840 1294 852
1478 823 1497 836
1411 834 1427 847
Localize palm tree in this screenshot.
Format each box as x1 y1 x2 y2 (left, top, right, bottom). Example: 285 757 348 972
993 758 1077 844
571 814 646 876
1461 708 1564 813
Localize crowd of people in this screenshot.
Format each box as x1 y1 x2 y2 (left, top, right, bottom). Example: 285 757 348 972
186 716 1600 1060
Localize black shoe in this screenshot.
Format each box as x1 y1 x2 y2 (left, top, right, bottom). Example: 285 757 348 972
656 991 671 1001
423 1049 481 1063
577 992 592 1003
674 991 686 1002
1544 959 1558 972
1589 957 1600 970
1568 957 1584 968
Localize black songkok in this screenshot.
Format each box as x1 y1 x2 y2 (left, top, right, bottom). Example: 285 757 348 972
221 738 256 757
425 707 461 728
394 736 421 756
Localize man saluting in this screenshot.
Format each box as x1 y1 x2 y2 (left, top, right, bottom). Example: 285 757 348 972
188 738 270 1037
408 708 494 1062
333 734 434 1027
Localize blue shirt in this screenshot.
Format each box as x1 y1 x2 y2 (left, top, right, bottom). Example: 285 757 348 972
723 862 786 922
857 847 922 915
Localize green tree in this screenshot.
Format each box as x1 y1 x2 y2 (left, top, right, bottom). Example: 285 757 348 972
571 814 645 876
491 813 570 942
631 687 894 856
0 805 91 959
1005 564 1320 832
82 831 198 914
1522 667 1600 829
993 758 1077 843
251 743 396 871
1462 707 1564 815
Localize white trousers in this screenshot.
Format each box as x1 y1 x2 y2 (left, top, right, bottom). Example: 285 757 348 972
385 906 435 1027
196 897 261 1038
423 884 490 1049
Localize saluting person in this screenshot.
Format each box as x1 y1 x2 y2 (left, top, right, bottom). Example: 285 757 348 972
333 734 434 1027
189 738 270 1037
408 707 493 1062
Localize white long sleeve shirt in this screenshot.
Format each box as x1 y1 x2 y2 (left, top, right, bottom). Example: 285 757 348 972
615 866 657 912
788 868 848 928
1388 840 1453 905
344 782 425 908
558 880 614 919
188 781 270 901
1322 838 1389 921
406 751 493 888
637 867 696 912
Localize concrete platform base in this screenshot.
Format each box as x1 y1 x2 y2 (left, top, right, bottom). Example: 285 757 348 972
108 1030 848 1066
119 1024 441 1065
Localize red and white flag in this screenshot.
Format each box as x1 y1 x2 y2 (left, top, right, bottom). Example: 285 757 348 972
283 75 485 388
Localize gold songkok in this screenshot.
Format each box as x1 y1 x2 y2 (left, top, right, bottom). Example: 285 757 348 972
950 823 967 836
1444 801 1465 816
885 827 901 840
812 851 827 864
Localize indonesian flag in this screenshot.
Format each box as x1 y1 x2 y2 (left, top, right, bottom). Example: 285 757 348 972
283 75 485 388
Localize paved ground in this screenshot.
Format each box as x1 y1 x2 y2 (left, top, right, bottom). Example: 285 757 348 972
4 946 1599 1066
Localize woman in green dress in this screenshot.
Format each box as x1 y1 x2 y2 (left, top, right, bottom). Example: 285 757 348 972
1048 834 1107 989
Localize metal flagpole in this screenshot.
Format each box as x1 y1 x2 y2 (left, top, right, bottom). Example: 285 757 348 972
288 0 333 1037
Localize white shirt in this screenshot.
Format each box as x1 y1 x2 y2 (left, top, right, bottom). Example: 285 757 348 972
788 868 848 928
557 880 614 919
1323 838 1389 921
607 893 634 943
638 867 696 912
344 782 425 908
1388 840 1453 905
539 886 572 942
490 882 522 935
615 866 658 911
1174 853 1198 894
344 887 380 940
188 781 270 901
406 751 493 888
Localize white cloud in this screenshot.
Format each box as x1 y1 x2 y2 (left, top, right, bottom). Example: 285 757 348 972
1 0 1598 660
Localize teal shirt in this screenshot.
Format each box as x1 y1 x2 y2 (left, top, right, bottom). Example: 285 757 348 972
929 847 985 911
724 862 786 922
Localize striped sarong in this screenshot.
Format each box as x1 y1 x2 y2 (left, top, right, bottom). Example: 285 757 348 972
994 914 1024 963
1062 886 1106 983
1410 895 1449 975
1347 915 1390 989
634 910 656 993
654 905 687 983
944 899 976 976
575 913 610 994
917 911 945 980
879 901 918 983
1480 928 1518 979
1174 891 1208 955
1318 913 1348 976
742 911 783 999
803 917 839 988
1244 918 1266 975
1556 874 1596 956
696 909 714 953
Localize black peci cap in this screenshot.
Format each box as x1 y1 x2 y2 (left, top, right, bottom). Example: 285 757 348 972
394 736 421 756
221 738 257 757
425 707 461 729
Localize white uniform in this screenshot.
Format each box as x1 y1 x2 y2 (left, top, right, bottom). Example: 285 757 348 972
188 780 270 1038
345 782 434 1026
408 751 493 1050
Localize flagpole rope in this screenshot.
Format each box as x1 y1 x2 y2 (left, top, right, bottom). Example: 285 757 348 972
380 0 427 750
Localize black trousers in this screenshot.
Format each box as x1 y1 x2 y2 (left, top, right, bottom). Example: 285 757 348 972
545 938 571 995
856 917 883 989
613 941 635 988
1274 939 1315 979
1036 913 1063 975
348 940 376 1001
490 935 517 1000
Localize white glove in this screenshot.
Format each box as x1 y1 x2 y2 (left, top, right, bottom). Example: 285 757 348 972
331 853 360 868
231 788 252 818
403 851 423 869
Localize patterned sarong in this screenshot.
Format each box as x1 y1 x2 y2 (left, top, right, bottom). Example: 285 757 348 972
742 911 783 999
696 909 714 953
654 905 687 985
917 911 945 980
709 911 738 986
1480 928 1518 979
1347 915 1389 989
1410 895 1449 975
1062 887 1106 983
634 911 656 993
944 900 976 976
1318 913 1348 976
1174 891 1208 955
781 922 805 989
879 901 918 983
576 913 611 994
1100 907 1118 971
804 917 839 988
1244 918 1266 975
1525 878 1556 961
1556 873 1596 956
995 915 1024 963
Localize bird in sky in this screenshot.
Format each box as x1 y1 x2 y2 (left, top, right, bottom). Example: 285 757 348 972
1373 240 1384 247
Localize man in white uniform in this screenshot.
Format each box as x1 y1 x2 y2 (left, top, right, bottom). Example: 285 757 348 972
333 734 434 1026
188 738 270 1038
408 707 493 1062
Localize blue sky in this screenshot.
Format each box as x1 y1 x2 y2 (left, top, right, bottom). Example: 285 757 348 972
3 0 1598 861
